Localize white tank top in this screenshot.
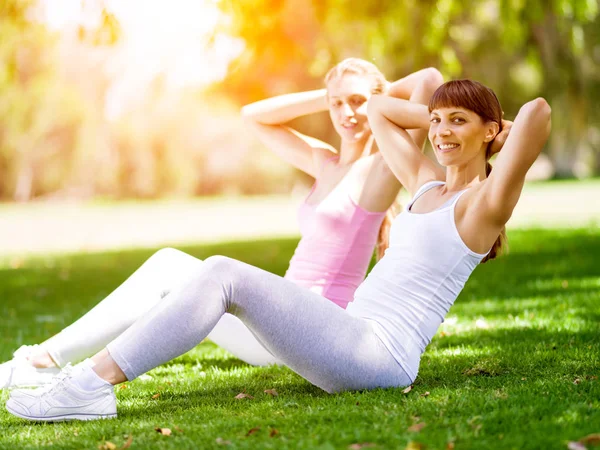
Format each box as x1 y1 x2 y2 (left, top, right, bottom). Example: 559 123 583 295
346 180 489 382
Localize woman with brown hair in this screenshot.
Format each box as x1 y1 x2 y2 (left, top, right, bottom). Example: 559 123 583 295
1 59 442 389
6 78 551 422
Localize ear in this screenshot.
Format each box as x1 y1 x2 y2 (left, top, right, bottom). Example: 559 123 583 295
483 121 500 143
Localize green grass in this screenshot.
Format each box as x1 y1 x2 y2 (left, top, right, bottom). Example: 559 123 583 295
0 228 599 449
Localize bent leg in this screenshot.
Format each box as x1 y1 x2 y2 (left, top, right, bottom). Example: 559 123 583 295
206 314 279 366
107 256 409 393
43 248 203 366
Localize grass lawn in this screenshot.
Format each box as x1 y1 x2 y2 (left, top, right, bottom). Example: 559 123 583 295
0 227 599 449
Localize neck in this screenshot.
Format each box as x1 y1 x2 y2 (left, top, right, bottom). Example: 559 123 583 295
339 134 372 165
444 153 488 192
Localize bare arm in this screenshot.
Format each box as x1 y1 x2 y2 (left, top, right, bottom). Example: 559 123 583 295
368 70 445 195
241 89 334 177
388 68 444 156
387 68 442 100
481 98 552 225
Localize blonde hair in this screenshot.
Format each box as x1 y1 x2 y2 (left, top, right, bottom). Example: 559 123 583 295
325 58 398 261
324 58 387 95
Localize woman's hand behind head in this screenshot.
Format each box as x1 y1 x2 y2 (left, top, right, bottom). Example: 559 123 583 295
488 119 513 156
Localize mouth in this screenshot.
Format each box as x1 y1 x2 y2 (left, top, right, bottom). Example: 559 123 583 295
436 143 460 153
341 122 358 130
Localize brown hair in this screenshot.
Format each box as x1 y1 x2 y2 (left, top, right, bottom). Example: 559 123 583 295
326 58 399 261
429 79 507 263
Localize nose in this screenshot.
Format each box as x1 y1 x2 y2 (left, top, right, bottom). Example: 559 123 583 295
342 103 354 117
437 127 451 137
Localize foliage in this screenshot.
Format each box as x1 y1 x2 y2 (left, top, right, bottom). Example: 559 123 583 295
0 0 599 200
219 0 600 176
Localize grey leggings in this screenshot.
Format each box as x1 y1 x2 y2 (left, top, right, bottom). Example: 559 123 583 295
107 256 410 393
43 249 278 367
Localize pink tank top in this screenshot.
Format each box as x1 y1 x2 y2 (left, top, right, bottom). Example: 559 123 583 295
284 158 386 309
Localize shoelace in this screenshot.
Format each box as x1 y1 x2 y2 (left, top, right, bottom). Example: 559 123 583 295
36 364 75 398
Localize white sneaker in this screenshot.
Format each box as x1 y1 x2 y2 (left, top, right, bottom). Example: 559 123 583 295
0 345 60 389
6 365 117 422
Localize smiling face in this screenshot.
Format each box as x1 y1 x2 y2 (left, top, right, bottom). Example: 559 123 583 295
427 80 503 168
326 74 374 143
428 107 498 167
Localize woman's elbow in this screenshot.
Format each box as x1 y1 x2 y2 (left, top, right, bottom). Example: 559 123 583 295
422 67 444 89
523 97 552 121
240 104 253 120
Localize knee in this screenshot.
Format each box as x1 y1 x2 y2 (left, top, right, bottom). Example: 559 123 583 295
151 247 183 262
202 255 241 278
150 247 199 267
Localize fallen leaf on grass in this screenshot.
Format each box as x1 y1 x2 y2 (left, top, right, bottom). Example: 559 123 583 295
269 428 280 437
402 386 413 394
446 442 455 450
348 443 377 449
420 392 430 397
98 442 116 450
264 389 279 396
408 422 426 433
151 393 160 399
215 437 231 445
155 428 171 436
572 433 600 448
174 426 184 433
121 435 133 449
405 441 424 450
582 434 600 444
246 427 260 437
573 378 581 385
235 393 254 400
568 443 587 450
118 384 127 390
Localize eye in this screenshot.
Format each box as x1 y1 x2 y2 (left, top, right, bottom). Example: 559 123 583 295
350 97 365 106
331 100 342 107
430 117 440 123
452 117 465 124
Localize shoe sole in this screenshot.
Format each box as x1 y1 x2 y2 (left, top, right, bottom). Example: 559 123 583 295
6 403 117 422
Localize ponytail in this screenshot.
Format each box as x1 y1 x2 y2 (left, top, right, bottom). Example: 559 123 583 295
376 201 401 260
481 155 507 263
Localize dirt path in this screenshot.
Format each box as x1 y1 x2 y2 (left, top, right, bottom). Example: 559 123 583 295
1 181 598 256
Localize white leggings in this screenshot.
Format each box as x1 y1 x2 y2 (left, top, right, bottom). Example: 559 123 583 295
43 248 279 367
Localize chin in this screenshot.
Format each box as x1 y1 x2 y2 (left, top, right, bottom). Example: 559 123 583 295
434 154 453 167
349 130 370 142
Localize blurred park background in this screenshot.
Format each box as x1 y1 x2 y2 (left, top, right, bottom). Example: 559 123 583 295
1 0 599 254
